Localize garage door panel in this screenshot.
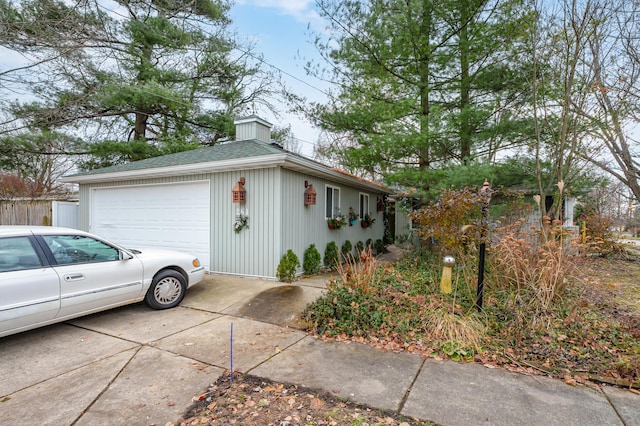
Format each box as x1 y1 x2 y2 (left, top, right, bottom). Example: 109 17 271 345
92 182 210 270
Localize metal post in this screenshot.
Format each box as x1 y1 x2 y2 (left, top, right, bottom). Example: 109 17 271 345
476 179 491 312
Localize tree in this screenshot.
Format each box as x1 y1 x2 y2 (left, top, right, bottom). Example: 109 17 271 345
573 0 640 206
299 0 533 189
523 0 640 221
0 0 278 172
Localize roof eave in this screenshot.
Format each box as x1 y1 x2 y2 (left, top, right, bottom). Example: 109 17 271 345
62 154 289 184
63 152 392 194
282 155 392 194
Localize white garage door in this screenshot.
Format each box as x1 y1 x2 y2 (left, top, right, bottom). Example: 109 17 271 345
91 181 210 270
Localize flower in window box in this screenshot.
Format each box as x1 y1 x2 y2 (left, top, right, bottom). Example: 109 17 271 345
327 212 346 229
361 213 375 228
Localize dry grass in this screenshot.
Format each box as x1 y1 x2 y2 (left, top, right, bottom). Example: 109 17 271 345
423 309 485 353
488 219 580 312
335 246 380 295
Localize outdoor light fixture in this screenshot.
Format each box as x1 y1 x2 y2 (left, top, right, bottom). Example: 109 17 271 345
304 180 317 206
232 177 246 204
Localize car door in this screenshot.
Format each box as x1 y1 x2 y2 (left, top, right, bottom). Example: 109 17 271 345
0 235 61 337
38 234 144 318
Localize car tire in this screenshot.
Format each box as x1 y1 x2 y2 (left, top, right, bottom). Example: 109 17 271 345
145 270 187 310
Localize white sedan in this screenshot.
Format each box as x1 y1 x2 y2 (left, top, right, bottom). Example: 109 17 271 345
0 226 205 338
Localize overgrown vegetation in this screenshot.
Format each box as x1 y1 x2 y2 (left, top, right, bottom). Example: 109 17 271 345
304 189 639 387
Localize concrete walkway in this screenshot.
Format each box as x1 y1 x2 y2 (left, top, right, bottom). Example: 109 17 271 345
0 273 639 426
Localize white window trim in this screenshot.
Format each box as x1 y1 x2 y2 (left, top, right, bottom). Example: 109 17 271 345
325 184 341 219
359 192 370 220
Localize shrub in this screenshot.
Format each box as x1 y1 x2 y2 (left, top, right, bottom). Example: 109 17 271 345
374 239 386 254
487 216 581 316
365 238 372 249
324 241 339 269
276 249 300 282
356 240 364 254
341 240 353 261
303 244 322 275
580 210 625 257
409 187 482 255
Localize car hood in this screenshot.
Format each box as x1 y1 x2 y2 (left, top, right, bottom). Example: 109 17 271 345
129 247 198 263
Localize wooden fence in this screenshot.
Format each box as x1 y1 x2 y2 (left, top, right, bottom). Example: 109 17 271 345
0 200 78 227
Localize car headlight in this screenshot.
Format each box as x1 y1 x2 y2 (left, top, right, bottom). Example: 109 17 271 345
192 259 201 267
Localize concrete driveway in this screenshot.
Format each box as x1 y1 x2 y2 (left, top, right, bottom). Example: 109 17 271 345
0 274 329 425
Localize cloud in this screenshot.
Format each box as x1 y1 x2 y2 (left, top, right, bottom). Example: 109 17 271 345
236 0 324 31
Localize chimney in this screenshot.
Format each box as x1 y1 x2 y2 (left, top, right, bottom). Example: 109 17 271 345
234 115 272 143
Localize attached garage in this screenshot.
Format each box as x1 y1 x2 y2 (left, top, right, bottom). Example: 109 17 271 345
65 115 392 279
91 181 211 270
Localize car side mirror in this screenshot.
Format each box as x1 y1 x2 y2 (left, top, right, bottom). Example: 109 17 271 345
119 250 134 260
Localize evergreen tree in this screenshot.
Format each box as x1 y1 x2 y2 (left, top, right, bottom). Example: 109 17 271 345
0 0 277 170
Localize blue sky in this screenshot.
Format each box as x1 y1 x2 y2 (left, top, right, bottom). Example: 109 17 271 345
230 0 330 152
0 0 329 154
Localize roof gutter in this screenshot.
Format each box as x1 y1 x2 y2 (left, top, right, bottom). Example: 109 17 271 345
63 153 392 194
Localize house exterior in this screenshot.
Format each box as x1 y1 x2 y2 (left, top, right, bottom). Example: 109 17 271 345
64 116 391 279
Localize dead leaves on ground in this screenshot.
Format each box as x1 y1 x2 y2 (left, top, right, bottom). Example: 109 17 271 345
177 372 429 426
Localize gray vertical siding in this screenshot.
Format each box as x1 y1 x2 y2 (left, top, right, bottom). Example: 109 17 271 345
279 169 385 274
78 167 387 279
210 167 281 278
395 204 413 240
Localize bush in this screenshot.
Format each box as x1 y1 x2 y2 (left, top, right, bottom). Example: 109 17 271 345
374 239 386 254
341 240 353 261
303 244 322 275
276 249 300 282
324 241 339 269
356 240 364 254
580 210 625 256
365 238 372 249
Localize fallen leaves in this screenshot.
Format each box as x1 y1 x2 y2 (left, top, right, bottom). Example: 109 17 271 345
179 373 431 426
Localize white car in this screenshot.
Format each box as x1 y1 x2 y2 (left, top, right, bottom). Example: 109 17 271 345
0 226 205 338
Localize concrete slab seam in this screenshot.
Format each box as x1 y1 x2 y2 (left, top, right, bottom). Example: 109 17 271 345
69 345 142 425
601 387 632 426
69 311 222 346
398 357 427 414
243 331 310 375
0 340 142 399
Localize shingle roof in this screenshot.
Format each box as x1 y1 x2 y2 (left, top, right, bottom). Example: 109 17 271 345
71 139 285 176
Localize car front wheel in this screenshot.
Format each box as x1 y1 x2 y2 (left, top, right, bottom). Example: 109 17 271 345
145 270 187 309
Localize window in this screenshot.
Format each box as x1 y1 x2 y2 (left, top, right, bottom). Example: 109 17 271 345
325 185 341 218
42 235 120 265
0 237 43 272
359 193 370 219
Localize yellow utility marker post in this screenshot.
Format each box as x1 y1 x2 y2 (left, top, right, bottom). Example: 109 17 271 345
440 256 455 294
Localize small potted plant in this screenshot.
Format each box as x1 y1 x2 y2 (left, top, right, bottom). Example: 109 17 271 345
361 213 375 228
348 207 359 226
327 211 346 229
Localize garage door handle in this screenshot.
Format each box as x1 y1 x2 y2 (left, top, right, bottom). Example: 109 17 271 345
64 273 85 281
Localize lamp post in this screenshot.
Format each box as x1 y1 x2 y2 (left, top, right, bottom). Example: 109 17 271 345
476 179 492 312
